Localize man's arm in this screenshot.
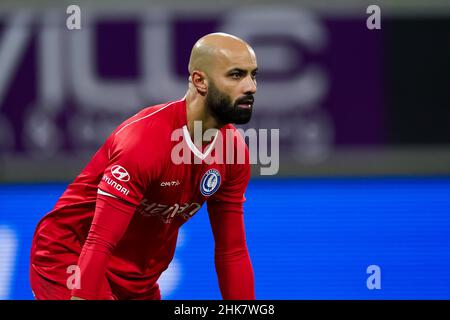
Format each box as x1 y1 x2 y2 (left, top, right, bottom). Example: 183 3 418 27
71 193 136 300
208 201 255 300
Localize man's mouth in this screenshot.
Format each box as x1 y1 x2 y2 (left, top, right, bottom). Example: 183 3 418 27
237 103 253 109
236 98 254 109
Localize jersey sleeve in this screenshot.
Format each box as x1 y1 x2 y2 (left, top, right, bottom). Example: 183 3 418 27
206 131 255 299
71 193 136 300
207 133 251 210
97 129 160 206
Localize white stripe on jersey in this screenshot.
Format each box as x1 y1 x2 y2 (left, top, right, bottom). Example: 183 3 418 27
115 97 184 136
182 125 219 160
97 188 118 199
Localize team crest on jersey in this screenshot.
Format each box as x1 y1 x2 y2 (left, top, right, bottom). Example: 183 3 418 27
200 169 221 196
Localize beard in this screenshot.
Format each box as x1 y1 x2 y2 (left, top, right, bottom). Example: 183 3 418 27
205 80 254 125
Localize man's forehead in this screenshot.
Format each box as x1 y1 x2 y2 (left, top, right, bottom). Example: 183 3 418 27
214 47 257 70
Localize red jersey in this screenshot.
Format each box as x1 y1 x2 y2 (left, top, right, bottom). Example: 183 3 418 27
30 97 251 299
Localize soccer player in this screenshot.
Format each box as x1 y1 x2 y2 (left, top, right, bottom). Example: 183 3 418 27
29 32 258 300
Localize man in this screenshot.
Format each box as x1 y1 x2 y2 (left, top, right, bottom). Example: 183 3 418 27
30 32 258 300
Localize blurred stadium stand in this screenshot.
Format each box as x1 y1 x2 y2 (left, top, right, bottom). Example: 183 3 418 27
0 0 449 181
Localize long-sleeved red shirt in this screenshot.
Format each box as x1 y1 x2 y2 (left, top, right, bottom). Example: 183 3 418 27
31 98 254 299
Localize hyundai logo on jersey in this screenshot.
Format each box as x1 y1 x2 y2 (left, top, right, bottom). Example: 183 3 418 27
111 165 131 182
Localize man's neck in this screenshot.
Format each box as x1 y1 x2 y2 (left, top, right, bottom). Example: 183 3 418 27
185 90 223 145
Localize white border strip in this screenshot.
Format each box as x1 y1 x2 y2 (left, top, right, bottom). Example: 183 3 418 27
182 125 218 160
98 188 118 198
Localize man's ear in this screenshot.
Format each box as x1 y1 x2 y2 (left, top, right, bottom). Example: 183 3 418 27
191 71 208 95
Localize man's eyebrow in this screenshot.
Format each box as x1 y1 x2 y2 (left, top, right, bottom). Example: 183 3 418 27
227 68 246 73
227 67 259 73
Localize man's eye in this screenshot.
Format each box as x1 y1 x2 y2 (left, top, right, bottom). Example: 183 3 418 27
230 73 241 79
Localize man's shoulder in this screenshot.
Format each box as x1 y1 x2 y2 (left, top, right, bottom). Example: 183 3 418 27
114 99 182 137
221 124 249 151
106 99 183 159
218 124 250 170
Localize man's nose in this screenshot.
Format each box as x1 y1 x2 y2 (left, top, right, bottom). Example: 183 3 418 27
243 75 257 95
